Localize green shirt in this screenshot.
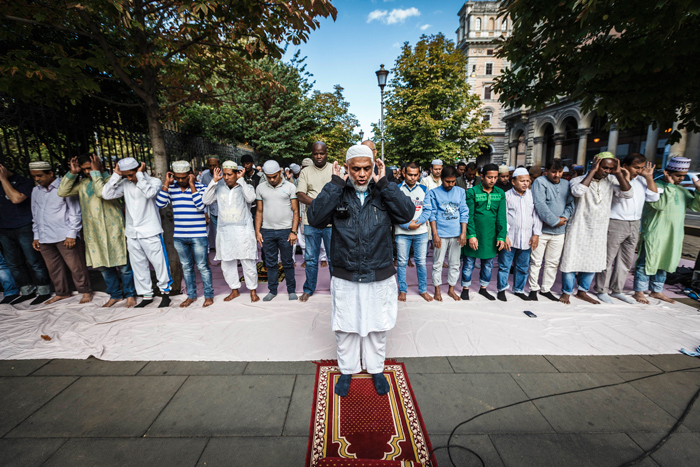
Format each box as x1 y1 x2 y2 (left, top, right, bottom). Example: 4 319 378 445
640 181 700 275
463 184 507 259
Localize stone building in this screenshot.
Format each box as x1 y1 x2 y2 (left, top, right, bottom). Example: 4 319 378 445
456 1 511 165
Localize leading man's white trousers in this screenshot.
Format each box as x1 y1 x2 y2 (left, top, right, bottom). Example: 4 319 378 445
335 330 387 375
127 234 172 296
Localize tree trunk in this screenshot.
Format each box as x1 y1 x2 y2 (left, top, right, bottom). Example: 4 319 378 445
145 104 168 179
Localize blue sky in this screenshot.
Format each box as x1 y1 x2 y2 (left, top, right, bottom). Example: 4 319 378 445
284 0 466 140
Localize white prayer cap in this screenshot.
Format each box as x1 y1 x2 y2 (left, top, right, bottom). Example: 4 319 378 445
301 158 313 168
563 166 570 172
28 161 52 171
118 157 139 171
346 145 374 162
498 165 509 174
512 167 529 178
508 166 515 172
290 163 301 174
262 160 281 175
222 160 238 170
171 160 191 173
666 156 691 172
431 159 443 166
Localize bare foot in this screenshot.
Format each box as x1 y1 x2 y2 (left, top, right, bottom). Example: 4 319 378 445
574 291 600 304
203 298 214 307
45 295 70 305
300 292 310 302
398 292 407 302
393 260 397 267
650 292 675 304
633 291 649 304
80 293 93 304
443 262 448 268
321 261 328 268
408 259 415 267
447 286 461 301
224 289 240 302
301 262 306 268
102 298 123 308
559 293 571 304
420 292 434 302
250 290 260 302
434 287 443 302
180 298 196 308
125 297 136 308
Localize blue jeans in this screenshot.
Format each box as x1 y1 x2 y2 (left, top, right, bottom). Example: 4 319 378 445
0 224 51 296
303 225 332 295
561 272 594 295
262 228 296 294
498 248 531 293
174 237 214 299
633 244 667 293
461 256 494 289
98 263 136 299
396 233 429 294
0 250 19 296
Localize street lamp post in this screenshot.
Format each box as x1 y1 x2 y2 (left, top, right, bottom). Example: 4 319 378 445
375 64 389 161
359 129 364 143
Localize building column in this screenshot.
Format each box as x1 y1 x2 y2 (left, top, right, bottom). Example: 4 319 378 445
670 122 688 156
645 123 660 162
607 124 619 155
576 128 592 166
508 141 517 166
553 133 564 159
533 137 544 166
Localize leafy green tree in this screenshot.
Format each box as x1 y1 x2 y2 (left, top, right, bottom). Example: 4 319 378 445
382 33 490 167
309 85 360 162
0 0 337 176
493 0 700 139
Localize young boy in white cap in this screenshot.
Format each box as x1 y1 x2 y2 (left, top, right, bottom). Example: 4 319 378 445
633 156 700 304
255 160 300 301
203 161 260 302
156 160 213 308
102 157 172 307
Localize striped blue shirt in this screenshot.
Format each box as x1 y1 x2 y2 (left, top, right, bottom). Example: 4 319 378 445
156 182 207 237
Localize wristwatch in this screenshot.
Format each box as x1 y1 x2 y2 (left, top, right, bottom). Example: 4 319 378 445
291 230 297 235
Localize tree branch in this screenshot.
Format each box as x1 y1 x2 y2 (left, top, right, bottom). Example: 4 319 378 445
88 94 144 108
2 14 95 39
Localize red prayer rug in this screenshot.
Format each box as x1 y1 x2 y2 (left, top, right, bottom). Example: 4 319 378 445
306 361 436 467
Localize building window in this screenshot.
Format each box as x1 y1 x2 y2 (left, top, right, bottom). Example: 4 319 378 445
483 113 492 124
486 49 494 56
472 65 477 73
485 63 493 75
484 86 492 100
488 18 495 30
501 19 507 31
475 18 481 31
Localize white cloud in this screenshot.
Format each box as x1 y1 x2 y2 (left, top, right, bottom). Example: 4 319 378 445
367 7 420 25
420 24 431 31
392 42 401 48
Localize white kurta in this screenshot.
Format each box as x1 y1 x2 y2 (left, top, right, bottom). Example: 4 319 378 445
559 174 633 273
330 276 398 337
202 179 257 261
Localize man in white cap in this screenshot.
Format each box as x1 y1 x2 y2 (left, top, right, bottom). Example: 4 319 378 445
29 160 93 305
203 161 260 302
633 156 700 304
289 163 301 186
308 144 414 397
156 160 213 308
421 159 443 192
255 159 300 301
103 157 172 307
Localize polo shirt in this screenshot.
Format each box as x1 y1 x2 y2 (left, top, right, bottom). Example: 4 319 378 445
256 179 297 230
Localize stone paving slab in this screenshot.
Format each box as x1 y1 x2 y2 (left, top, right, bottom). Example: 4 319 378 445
511 372 625 399
408 373 553 434
43 438 207 467
641 354 700 372
196 436 308 467
628 432 700 466
0 360 50 376
282 374 315 436
137 361 247 376
0 438 67 467
0 376 76 437
448 355 558 374
243 361 316 375
429 434 505 467
146 375 295 437
7 376 186 438
544 355 661 373
33 358 147 376
489 433 659 467
625 371 700 432
401 357 455 374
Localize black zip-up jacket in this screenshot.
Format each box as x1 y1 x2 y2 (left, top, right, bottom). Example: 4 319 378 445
307 174 415 283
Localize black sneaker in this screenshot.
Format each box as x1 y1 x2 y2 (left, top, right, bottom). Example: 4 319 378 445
460 289 470 300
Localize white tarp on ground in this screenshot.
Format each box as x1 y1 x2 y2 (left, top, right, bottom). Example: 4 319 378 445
1 290 699 361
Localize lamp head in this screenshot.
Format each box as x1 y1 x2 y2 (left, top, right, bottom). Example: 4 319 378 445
375 64 389 90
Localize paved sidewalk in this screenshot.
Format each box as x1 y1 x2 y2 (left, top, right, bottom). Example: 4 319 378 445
1 355 699 467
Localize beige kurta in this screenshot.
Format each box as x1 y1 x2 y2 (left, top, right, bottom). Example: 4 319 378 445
559 174 633 273
58 171 128 268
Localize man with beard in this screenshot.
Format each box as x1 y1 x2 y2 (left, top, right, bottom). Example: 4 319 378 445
307 145 413 397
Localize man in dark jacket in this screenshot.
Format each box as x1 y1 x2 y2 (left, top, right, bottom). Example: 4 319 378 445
308 145 414 397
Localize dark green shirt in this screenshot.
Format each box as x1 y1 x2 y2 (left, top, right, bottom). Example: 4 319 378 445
463 184 507 259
